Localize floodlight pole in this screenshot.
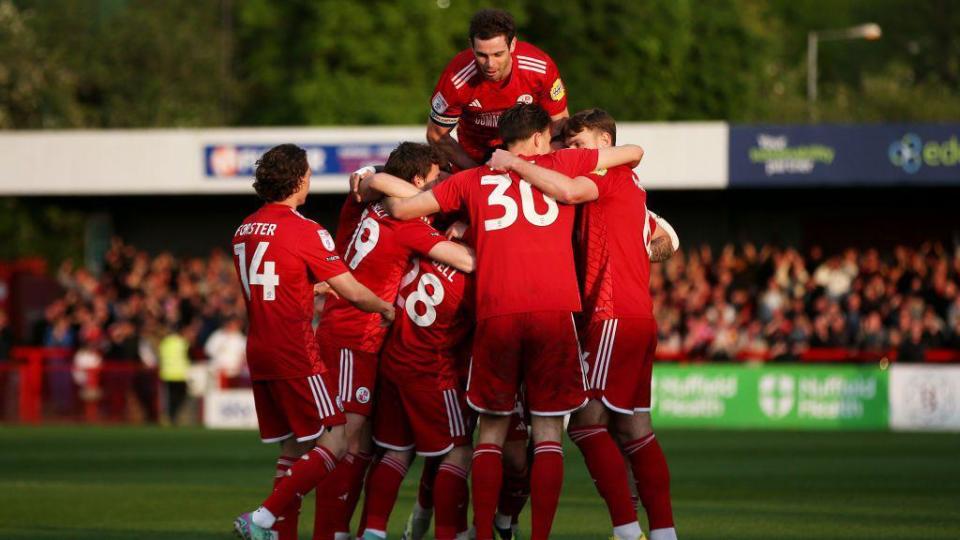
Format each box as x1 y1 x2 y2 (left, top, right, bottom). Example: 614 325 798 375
806 23 882 120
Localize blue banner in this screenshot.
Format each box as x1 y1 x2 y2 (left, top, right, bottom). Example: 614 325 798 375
204 143 397 179
729 124 960 186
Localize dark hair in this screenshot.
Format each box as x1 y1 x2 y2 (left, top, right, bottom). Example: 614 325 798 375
469 9 516 45
383 142 445 182
498 103 551 147
563 108 617 145
253 144 309 202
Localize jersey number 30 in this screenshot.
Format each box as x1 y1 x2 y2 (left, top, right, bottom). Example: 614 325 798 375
234 242 279 301
481 174 558 231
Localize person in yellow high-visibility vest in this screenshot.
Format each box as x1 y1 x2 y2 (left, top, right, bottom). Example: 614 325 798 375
158 325 191 425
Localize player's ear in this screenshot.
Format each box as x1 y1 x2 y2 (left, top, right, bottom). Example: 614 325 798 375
508 37 517 53
600 132 612 148
412 175 426 189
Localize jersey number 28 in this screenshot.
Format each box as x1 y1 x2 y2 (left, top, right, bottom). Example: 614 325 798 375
398 258 445 327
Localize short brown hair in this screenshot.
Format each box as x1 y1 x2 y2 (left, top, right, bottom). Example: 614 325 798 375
469 9 516 45
498 103 551 147
253 144 309 202
563 108 617 145
383 142 445 182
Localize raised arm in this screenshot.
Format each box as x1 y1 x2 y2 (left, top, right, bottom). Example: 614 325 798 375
383 190 442 221
427 241 476 273
357 172 420 202
488 149 598 204
427 122 479 171
325 272 395 324
596 144 644 170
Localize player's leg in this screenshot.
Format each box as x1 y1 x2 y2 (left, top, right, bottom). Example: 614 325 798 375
435 445 472 540
569 318 643 539
315 348 378 540
495 416 529 540
467 314 524 540
423 386 472 540
523 312 589 540
400 457 440 540
610 319 675 540
238 374 346 539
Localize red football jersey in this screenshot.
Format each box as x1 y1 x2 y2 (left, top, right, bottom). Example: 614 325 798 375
578 166 658 322
317 202 446 353
380 256 473 383
430 41 568 164
334 196 365 253
232 204 347 381
432 148 599 320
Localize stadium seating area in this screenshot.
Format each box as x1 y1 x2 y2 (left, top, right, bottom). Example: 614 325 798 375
4 238 958 373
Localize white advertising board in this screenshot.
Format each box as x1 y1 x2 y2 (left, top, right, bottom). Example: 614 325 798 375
889 364 960 432
203 388 258 430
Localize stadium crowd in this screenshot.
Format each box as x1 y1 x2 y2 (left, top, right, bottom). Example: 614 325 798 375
11 238 958 376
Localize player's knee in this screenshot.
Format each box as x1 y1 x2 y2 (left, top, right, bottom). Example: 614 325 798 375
477 413 511 445
319 425 349 459
444 445 473 470
568 399 607 429
280 437 315 458
530 415 564 444
612 411 653 443
385 449 414 467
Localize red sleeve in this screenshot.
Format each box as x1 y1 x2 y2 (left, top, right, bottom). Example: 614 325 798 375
537 54 567 116
334 196 364 254
542 148 599 177
395 219 446 256
301 223 349 282
431 170 471 214
429 59 466 128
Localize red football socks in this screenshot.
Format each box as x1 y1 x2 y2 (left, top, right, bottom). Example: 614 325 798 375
569 425 638 527
271 456 300 540
471 444 503 540
418 456 441 511
434 462 469 540
313 452 372 540
530 441 564 540
497 462 530 525
624 434 675 531
359 454 408 534
263 445 338 518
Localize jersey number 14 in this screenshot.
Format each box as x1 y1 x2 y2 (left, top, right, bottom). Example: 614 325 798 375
234 241 279 301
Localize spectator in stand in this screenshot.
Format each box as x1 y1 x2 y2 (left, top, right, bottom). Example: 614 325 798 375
204 317 247 385
0 309 12 361
158 324 192 425
44 316 75 416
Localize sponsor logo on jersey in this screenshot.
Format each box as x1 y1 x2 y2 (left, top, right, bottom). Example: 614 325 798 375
474 112 501 128
432 92 449 114
516 94 533 104
317 229 336 251
468 99 482 108
355 387 371 404
550 78 566 101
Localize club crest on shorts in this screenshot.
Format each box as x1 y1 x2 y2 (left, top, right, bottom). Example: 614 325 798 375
355 387 371 404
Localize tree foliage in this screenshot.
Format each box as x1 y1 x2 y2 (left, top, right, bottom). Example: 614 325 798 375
2 0 958 128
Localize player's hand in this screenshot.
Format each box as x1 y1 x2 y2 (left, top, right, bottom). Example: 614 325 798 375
313 281 340 299
446 221 468 240
487 149 520 171
349 167 376 203
379 304 396 327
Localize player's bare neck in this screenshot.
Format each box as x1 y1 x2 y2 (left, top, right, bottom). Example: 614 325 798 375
507 140 538 157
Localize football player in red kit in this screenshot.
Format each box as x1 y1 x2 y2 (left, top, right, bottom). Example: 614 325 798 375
231 144 395 540
313 143 477 540
385 104 644 540
358 254 475 540
492 108 680 540
427 8 569 170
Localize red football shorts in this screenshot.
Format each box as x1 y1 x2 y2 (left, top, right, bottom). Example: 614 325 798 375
321 345 378 416
467 311 588 416
251 372 345 443
372 372 471 456
582 317 657 414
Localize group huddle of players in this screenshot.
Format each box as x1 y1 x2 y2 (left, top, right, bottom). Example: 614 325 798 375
232 9 680 540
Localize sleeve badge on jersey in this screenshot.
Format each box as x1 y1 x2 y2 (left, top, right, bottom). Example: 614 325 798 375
431 92 449 114
550 78 566 101
593 168 608 176
317 229 336 251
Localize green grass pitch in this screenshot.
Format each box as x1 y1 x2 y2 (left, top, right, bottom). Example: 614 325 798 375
2 426 959 539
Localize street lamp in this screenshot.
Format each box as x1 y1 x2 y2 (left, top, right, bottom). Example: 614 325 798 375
807 23 882 114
